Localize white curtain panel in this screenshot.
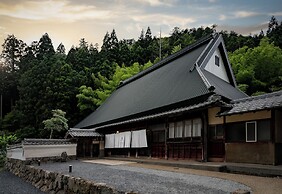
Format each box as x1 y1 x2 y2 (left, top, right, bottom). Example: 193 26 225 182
123 131 132 148
105 130 146 148
105 134 115 148
114 133 120 148
131 129 148 148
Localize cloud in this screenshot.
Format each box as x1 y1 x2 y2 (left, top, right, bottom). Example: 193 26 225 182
131 13 196 29
0 0 111 22
234 11 259 18
217 23 268 35
134 0 177 7
208 0 217 3
269 12 282 16
219 14 227 21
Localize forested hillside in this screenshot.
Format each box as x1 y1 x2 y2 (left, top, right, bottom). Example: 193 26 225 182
0 16 281 140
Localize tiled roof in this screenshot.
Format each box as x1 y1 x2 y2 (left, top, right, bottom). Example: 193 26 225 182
94 94 229 131
220 90 282 116
66 128 102 137
23 139 74 145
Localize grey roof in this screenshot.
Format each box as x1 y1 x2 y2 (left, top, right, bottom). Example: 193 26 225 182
202 70 247 100
66 128 102 137
220 90 282 116
75 33 245 129
94 94 228 131
23 139 73 145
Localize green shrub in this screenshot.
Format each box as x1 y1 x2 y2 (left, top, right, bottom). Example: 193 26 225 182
0 134 18 167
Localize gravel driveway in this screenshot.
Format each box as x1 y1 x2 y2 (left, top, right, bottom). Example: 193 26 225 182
0 170 46 194
39 160 251 194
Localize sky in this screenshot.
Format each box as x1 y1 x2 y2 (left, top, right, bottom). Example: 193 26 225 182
0 0 281 52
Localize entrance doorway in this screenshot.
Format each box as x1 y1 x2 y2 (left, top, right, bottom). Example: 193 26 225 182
208 125 225 161
77 138 100 158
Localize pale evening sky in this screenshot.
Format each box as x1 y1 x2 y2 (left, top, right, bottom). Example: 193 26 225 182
0 0 281 51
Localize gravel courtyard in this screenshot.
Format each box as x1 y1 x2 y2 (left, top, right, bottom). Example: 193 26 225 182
39 159 251 194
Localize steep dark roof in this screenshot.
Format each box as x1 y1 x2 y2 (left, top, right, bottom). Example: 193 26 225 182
66 128 102 137
220 90 282 116
75 33 245 129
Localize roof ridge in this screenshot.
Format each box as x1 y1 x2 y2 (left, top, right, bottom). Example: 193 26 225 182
233 90 282 103
118 33 216 88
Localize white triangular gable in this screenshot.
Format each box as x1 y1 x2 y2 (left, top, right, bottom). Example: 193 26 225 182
204 48 229 83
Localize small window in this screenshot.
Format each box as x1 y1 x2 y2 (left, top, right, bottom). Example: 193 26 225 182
209 125 224 139
215 55 220 66
193 118 202 137
184 120 192 137
169 123 175 138
175 121 183 138
246 121 257 142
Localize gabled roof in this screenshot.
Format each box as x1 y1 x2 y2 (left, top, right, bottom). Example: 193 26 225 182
75 33 246 129
220 90 282 116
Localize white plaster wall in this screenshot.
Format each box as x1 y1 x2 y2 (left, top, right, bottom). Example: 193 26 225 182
23 144 77 159
7 148 25 160
204 48 229 82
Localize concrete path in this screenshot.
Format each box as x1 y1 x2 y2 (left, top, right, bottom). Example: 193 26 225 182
39 160 251 194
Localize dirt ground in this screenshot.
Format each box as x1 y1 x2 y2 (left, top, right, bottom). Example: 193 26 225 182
127 163 282 194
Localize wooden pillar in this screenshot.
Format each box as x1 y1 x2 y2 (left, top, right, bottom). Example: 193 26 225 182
165 120 168 160
83 140 86 157
202 112 208 162
223 115 227 162
99 139 105 158
90 139 93 157
271 110 276 165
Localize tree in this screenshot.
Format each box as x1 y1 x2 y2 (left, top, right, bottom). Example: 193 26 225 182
76 85 96 112
267 16 282 49
229 37 282 95
36 33 55 59
43 109 68 139
77 61 153 110
0 35 25 116
56 43 66 54
1 34 26 72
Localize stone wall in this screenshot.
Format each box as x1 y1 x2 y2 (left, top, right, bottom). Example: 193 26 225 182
5 158 124 194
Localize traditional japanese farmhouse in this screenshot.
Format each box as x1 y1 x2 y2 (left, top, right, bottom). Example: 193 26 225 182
71 33 282 165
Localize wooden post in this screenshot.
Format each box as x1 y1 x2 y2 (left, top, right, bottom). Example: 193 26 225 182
165 121 168 160
90 140 93 157
202 112 208 162
83 140 86 157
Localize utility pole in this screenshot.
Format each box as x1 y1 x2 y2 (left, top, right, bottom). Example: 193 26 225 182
0 93 2 120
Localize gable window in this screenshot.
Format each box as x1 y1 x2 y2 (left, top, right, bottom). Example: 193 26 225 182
215 55 220 66
246 121 257 142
